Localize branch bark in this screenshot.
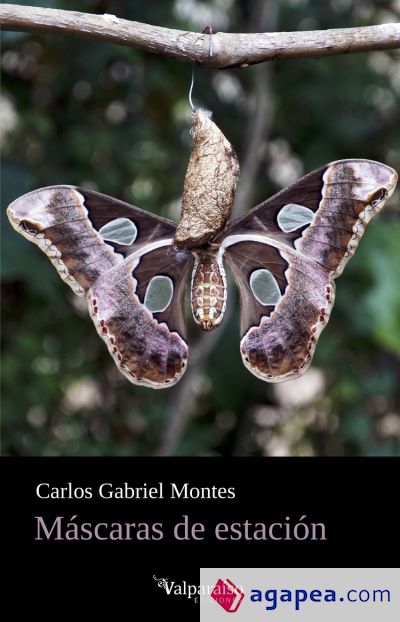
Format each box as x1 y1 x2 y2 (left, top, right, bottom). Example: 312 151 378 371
1 4 399 68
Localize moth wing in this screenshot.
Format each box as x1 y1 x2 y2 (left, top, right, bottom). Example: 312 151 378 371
89 241 194 388
7 185 176 295
221 159 397 382
7 185 193 388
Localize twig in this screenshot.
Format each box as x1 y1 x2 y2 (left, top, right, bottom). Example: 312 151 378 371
1 4 399 68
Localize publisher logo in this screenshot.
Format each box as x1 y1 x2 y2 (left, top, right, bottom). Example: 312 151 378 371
211 579 245 613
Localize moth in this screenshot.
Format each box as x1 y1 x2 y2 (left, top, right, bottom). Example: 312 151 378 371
7 110 397 388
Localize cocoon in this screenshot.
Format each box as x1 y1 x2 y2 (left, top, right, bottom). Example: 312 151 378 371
174 109 240 248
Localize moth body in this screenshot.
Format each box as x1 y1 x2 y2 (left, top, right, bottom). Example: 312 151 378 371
191 251 226 330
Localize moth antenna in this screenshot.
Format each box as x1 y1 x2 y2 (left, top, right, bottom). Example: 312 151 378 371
188 64 195 112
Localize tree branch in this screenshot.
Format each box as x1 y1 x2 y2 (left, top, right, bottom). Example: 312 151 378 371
1 4 399 68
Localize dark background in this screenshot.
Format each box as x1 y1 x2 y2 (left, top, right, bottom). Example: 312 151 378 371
1 0 400 457
2 456 398 612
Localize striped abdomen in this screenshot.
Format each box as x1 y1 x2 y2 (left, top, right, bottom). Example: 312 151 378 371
191 252 226 331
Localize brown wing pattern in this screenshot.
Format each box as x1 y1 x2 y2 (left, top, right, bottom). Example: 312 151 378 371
88 242 193 388
7 185 176 295
223 159 397 382
7 185 193 388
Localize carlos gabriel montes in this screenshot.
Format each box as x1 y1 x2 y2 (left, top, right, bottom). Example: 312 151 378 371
36 482 236 500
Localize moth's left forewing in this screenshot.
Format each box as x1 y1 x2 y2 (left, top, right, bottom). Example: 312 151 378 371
6 185 177 295
222 159 397 383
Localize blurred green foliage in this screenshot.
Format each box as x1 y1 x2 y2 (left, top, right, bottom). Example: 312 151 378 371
1 0 400 456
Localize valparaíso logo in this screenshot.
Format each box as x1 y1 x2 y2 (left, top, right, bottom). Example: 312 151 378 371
153 575 201 600
153 574 245 608
211 579 245 612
